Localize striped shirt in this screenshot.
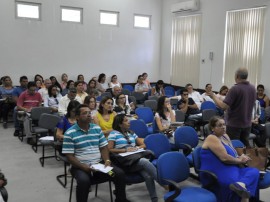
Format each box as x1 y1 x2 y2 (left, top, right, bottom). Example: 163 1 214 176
108 130 138 149
62 123 108 165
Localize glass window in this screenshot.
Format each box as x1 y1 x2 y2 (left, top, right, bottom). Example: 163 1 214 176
16 1 41 20
61 6 83 23
134 15 151 29
100 11 119 26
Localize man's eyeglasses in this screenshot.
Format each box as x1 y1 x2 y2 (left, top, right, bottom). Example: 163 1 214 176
183 93 188 96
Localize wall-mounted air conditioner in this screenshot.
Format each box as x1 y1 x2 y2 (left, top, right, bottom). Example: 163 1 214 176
171 0 200 13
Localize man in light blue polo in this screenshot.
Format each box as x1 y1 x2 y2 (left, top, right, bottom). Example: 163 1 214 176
62 104 129 202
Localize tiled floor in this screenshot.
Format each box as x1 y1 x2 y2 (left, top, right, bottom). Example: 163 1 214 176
0 122 269 202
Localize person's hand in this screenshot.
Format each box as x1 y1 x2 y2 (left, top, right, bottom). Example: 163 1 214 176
126 147 138 152
238 154 251 164
104 160 111 168
83 164 95 173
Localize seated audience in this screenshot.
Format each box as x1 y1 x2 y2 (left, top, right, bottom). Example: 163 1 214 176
83 95 98 117
93 96 116 137
77 74 87 91
216 85 229 101
12 76 28 136
58 87 78 117
17 81 42 144
177 89 201 123
56 100 80 154
151 80 165 97
109 75 122 89
61 80 74 96
86 79 99 97
62 104 129 202
251 100 266 147
257 84 269 108
0 76 16 128
50 76 62 93
142 72 151 89
44 85 62 113
113 93 133 115
60 73 68 90
200 116 259 202
185 83 204 110
38 79 52 101
75 81 88 104
111 86 135 111
96 73 108 93
155 96 176 143
201 83 214 103
108 114 158 202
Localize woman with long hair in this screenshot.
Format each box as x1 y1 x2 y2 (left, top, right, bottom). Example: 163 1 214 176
96 73 108 93
151 80 165 97
83 95 98 117
86 79 99 97
50 76 62 93
109 75 122 89
44 85 62 113
60 73 68 90
61 80 74 96
93 96 116 137
113 93 132 115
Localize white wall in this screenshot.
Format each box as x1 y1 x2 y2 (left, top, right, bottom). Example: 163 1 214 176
160 0 270 91
0 0 162 85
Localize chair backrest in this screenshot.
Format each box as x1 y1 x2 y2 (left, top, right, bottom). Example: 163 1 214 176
192 147 202 174
174 126 198 149
131 92 145 103
135 107 154 125
101 92 112 99
31 107 52 120
175 110 185 122
231 139 245 148
157 152 189 185
128 95 137 105
260 107 265 123
148 96 158 101
164 86 175 97
201 101 217 111
265 106 270 122
144 133 171 159
129 119 149 138
144 100 157 112
122 84 134 92
265 122 270 138
170 98 178 109
38 114 61 131
122 89 131 96
202 109 217 122
203 124 211 137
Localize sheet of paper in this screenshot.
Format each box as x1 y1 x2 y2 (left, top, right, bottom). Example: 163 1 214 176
91 163 113 173
39 136 54 141
119 148 145 157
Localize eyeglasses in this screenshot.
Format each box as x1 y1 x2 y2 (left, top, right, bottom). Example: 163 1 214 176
80 111 92 116
183 94 188 96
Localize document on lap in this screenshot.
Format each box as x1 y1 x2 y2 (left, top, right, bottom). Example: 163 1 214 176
119 148 145 157
90 163 113 173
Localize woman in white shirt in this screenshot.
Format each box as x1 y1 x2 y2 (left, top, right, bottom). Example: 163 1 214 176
44 85 62 113
97 73 108 93
109 75 122 89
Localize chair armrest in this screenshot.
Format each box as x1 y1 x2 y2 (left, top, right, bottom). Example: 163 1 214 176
163 178 181 202
197 169 218 189
178 143 192 156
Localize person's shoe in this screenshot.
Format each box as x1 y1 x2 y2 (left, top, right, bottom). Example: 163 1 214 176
3 122 7 129
27 138 36 145
229 183 250 198
14 129 20 136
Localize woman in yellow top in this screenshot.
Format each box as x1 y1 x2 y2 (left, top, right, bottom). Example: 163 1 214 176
94 96 116 137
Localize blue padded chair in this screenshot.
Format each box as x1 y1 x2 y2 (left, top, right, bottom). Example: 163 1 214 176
122 84 134 92
144 133 171 166
157 152 217 202
201 101 217 111
135 107 154 133
129 119 150 138
164 86 175 98
174 126 199 165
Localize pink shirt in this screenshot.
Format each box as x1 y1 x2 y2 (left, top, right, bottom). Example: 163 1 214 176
17 90 42 109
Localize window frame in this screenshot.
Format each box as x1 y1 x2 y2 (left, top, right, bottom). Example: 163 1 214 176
133 14 151 30
60 6 83 24
15 1 41 21
99 10 119 27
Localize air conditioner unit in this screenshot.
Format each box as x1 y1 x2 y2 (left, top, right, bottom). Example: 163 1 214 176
171 0 200 13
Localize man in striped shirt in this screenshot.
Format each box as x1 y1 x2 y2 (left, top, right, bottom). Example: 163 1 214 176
62 104 129 202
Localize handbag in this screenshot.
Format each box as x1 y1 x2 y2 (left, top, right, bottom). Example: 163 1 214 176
110 149 154 172
235 147 269 171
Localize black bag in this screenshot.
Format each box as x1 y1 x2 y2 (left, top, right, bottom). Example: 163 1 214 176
110 150 154 172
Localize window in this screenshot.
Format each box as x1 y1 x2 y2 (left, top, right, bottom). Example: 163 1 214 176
134 14 151 29
100 11 119 26
170 14 202 87
61 6 83 23
223 7 266 86
16 1 41 20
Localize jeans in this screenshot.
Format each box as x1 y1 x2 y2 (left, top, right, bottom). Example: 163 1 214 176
133 158 158 202
226 126 251 147
71 164 127 202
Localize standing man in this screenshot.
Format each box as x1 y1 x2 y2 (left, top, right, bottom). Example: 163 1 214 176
62 104 129 202
209 67 256 147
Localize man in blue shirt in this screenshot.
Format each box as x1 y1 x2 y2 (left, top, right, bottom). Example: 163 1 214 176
12 76 28 136
62 104 129 202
